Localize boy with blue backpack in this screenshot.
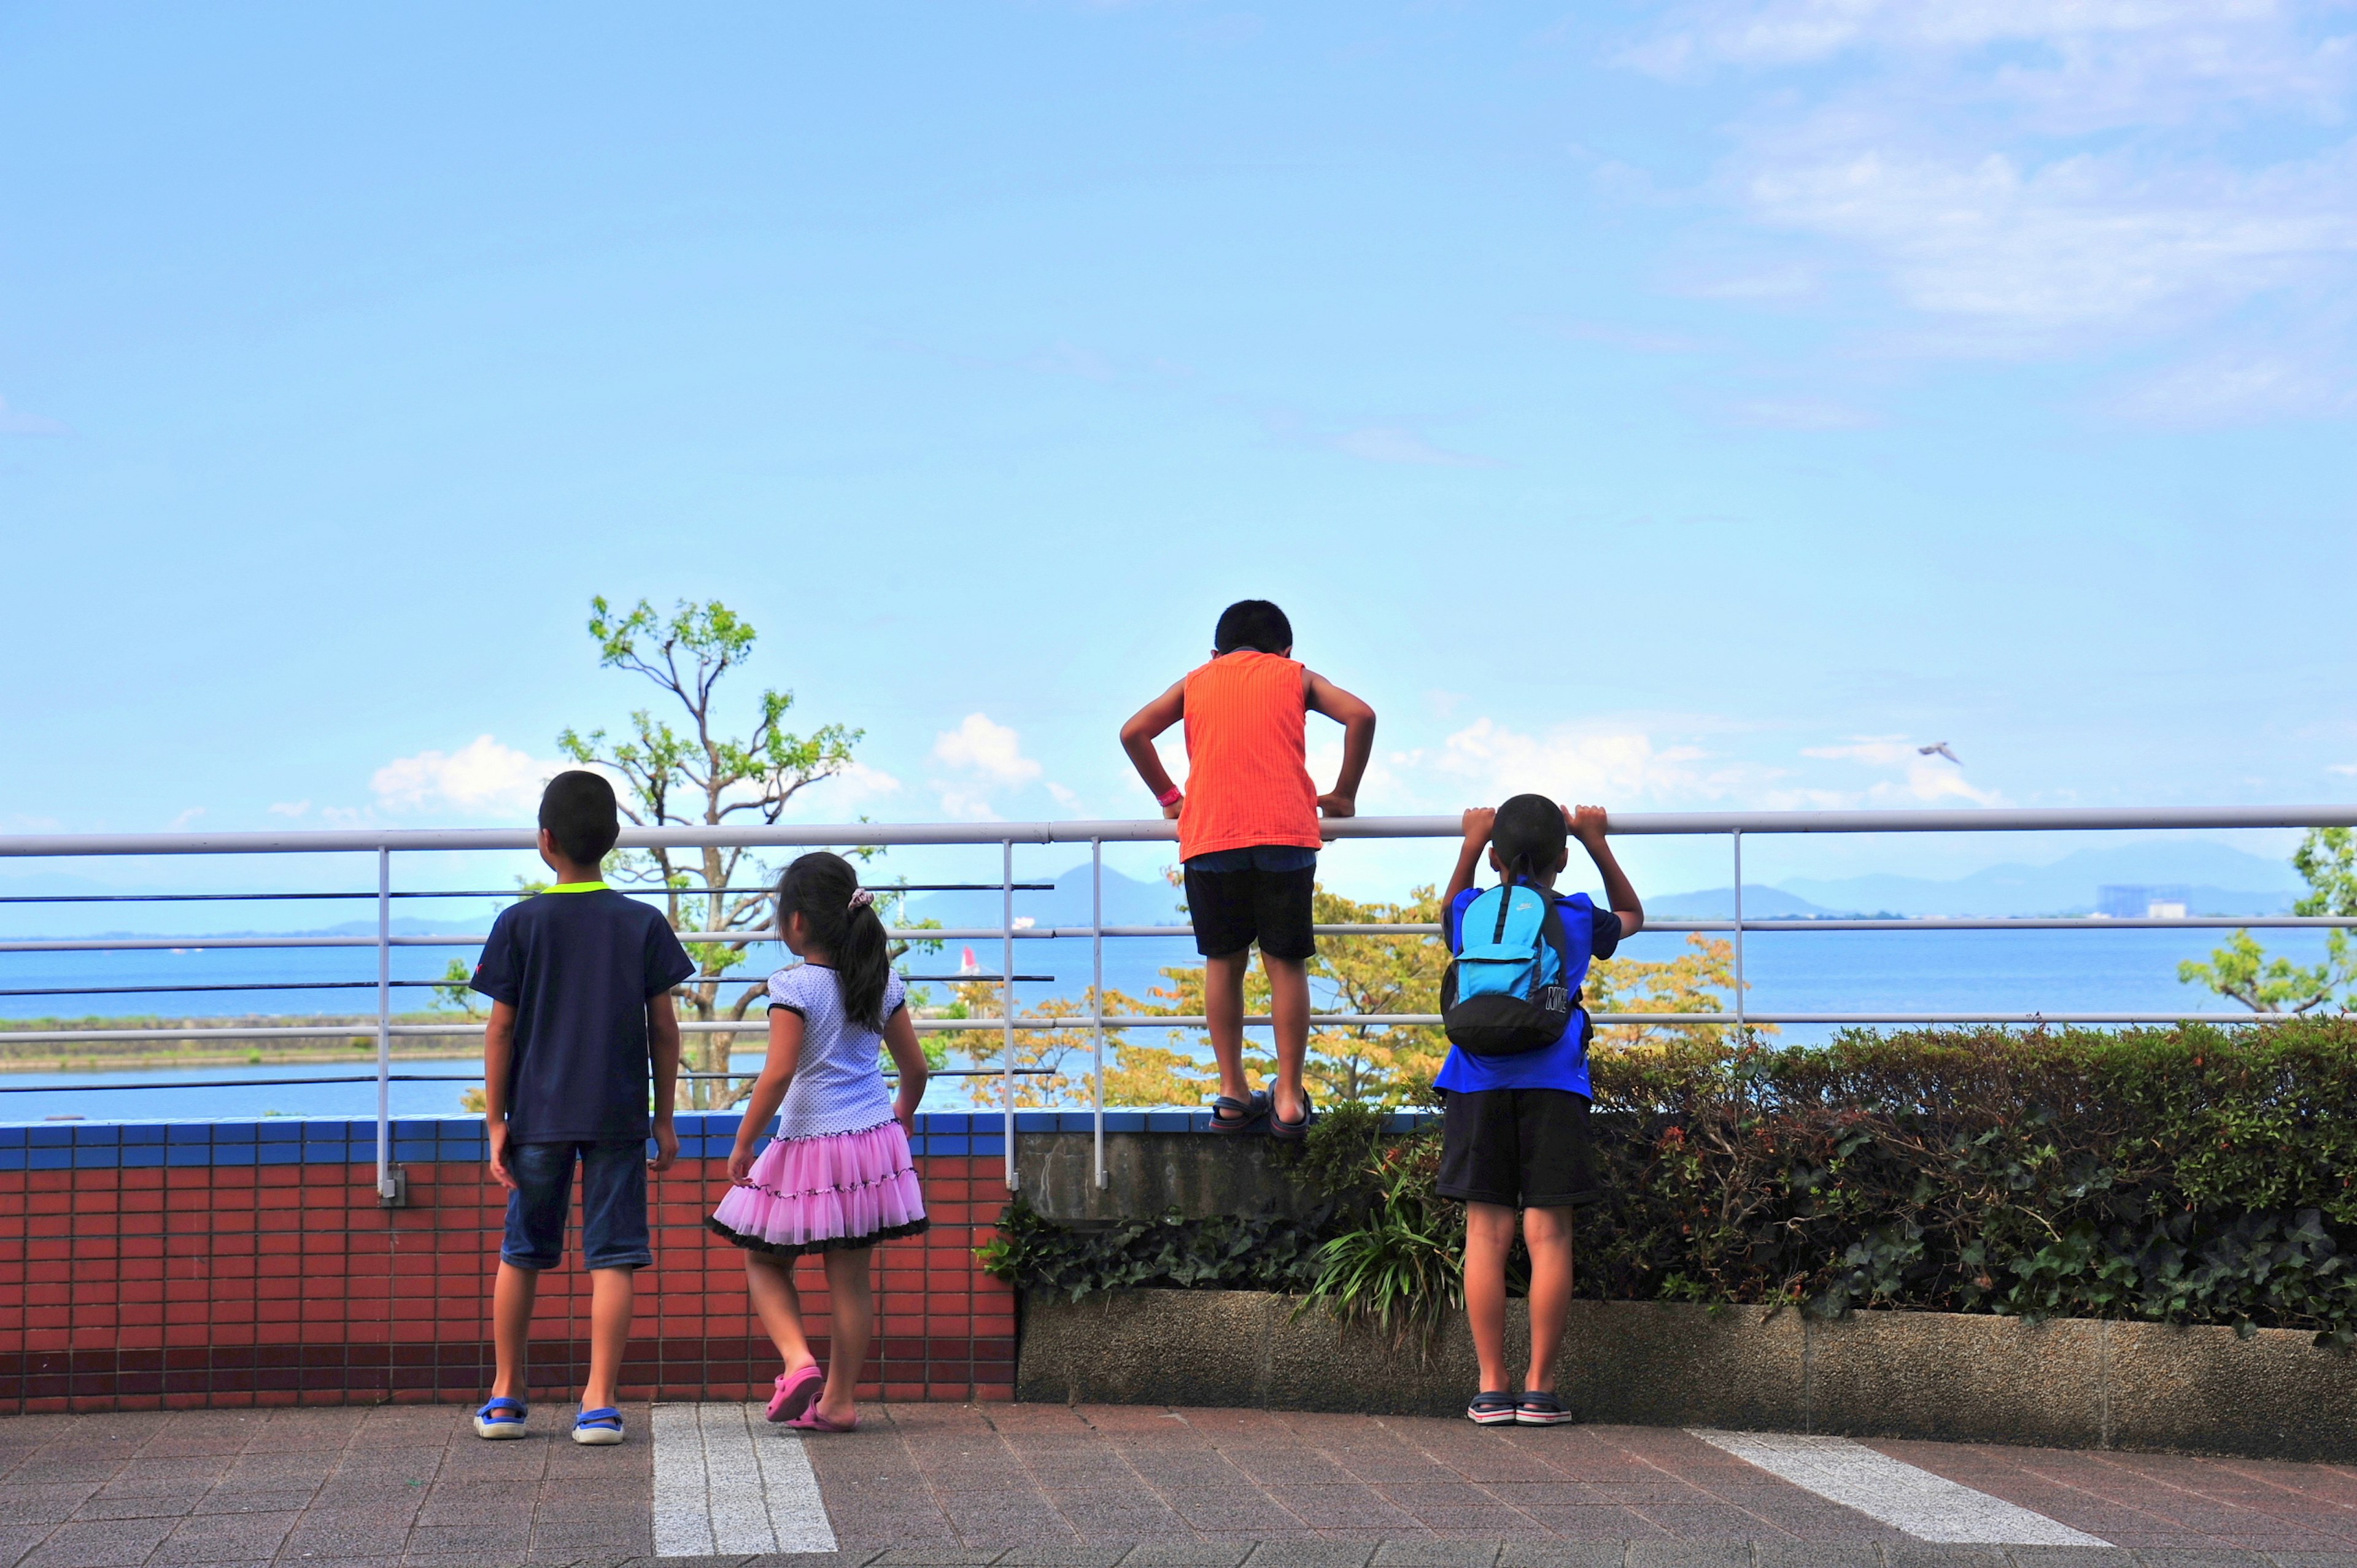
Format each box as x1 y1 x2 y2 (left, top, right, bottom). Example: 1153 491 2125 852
1437 795 1643 1426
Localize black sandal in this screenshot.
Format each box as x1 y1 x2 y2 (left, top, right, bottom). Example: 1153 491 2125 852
1466 1390 1518 1426
1207 1091 1269 1134
1269 1089 1315 1142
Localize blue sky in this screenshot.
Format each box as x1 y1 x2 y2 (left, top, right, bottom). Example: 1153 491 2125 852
3 1 2353 899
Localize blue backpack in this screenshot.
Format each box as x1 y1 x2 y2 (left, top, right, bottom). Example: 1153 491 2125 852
1440 882 1596 1056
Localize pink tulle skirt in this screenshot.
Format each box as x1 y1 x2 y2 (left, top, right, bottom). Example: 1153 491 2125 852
708 1119 928 1257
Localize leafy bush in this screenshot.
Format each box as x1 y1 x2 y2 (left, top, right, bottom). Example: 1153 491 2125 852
978 1195 1332 1301
988 1021 2357 1345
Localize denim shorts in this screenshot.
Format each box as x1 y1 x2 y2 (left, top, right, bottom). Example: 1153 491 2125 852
501 1139 651 1271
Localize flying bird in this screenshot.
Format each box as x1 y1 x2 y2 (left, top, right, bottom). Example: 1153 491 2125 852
1918 742 1961 764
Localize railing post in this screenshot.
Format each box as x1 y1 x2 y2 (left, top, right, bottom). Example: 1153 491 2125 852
1091 836 1105 1190
374 846 402 1206
1732 829 1746 1038
1002 838 1016 1192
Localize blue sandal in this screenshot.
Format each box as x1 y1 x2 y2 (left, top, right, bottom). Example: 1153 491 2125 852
473 1397 528 1440
1516 1391 1576 1426
1466 1390 1518 1426
1207 1091 1268 1135
572 1405 625 1446
1269 1090 1315 1142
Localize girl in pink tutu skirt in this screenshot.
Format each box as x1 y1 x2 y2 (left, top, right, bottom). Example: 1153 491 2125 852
709 852 930 1432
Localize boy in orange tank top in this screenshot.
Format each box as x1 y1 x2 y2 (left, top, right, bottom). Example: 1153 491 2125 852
1119 600 1376 1137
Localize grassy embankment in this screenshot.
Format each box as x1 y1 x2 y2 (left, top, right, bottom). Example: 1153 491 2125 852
0 1012 486 1075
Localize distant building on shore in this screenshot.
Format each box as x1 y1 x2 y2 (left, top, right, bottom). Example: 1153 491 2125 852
2097 884 2193 919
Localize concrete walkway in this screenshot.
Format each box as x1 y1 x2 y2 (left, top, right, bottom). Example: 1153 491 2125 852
8 1404 2357 1568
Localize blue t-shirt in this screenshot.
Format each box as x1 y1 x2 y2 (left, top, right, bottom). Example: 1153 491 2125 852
1431 886 1622 1099
470 886 697 1143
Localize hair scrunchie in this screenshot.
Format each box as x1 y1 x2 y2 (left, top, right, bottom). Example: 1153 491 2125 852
847 887 875 911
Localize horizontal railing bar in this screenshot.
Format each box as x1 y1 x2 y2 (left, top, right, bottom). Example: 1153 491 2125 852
13 914 2355 957
8 804 2357 859
0 1065 1063 1095
0 882 1052 905
0 1010 2304 1046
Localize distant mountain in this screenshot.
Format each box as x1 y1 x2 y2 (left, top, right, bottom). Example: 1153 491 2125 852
1647 886 1851 920
1767 840 2302 918
899 863 1180 933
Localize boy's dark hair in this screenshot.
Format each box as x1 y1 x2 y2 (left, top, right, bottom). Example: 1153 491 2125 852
1493 793 1568 888
775 851 892 1032
538 771 620 866
1212 600 1293 656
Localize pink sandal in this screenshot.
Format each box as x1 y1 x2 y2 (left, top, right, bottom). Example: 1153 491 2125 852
766 1364 822 1423
786 1407 857 1432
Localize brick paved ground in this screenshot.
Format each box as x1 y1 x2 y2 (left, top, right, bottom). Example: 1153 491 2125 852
9 1404 2357 1568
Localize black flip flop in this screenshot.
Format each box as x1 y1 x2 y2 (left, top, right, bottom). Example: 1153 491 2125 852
1268 1089 1315 1142
1207 1091 1269 1135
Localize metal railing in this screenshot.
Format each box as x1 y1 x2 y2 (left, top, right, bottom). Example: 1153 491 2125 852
5 805 2356 1198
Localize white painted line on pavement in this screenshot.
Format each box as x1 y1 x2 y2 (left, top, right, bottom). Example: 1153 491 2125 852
651 1401 840 1557
1690 1429 2110 1547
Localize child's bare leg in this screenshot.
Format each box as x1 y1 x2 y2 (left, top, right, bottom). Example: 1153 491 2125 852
490 1262 540 1401
745 1253 819 1373
1462 1201 1518 1391
580 1266 635 1412
814 1247 874 1424
1263 953 1310 1124
1204 951 1254 1106
1521 1206 1576 1393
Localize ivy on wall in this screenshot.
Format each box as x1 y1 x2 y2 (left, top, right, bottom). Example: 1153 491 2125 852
982 1021 2357 1347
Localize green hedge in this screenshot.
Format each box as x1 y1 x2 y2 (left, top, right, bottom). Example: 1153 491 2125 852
983 1022 2357 1345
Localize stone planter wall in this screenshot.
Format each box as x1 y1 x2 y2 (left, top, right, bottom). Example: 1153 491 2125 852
1018 1289 2357 1462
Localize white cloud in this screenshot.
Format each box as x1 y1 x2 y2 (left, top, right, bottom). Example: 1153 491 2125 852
1744 143 2357 344
1327 427 1500 468
372 735 568 816
1424 719 1747 805
2103 348 2355 425
167 807 206 831
2331 762 2357 777
1726 395 1883 429
267 801 311 818
934 714 1043 786
1631 0 2353 121
1802 735 2005 805
0 396 69 437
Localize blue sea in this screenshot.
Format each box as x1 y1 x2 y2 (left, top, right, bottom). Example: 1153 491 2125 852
2 918 2332 1123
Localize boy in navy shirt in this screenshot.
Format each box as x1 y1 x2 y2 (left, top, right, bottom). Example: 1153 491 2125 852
1438 794 1642 1426
467 771 694 1445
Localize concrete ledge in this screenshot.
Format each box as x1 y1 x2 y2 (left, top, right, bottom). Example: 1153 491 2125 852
1018 1290 2357 1461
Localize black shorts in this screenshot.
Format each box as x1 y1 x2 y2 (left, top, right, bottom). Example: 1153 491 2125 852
1436 1087 1597 1209
1183 862 1316 961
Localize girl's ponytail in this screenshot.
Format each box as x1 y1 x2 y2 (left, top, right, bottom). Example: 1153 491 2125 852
774 852 894 1032
835 892 891 1033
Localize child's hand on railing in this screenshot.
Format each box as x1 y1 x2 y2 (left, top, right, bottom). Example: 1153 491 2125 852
1569 804 1611 846
1317 792 1357 819
1460 806 1496 845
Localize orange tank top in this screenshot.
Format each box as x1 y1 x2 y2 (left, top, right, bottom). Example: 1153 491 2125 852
1178 651 1322 861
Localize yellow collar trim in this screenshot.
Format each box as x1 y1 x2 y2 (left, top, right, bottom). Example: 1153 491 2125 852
546 881 609 893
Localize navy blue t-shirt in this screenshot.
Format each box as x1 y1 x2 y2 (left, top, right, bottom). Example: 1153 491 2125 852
470 886 697 1143
1432 886 1623 1099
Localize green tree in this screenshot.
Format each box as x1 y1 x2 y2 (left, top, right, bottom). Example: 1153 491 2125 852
556 597 863 1106
2181 828 2357 1014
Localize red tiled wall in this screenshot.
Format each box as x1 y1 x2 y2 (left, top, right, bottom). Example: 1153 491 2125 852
0 1155 1015 1414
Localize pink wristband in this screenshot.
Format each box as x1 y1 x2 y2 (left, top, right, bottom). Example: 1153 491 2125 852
1156 786 1183 808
